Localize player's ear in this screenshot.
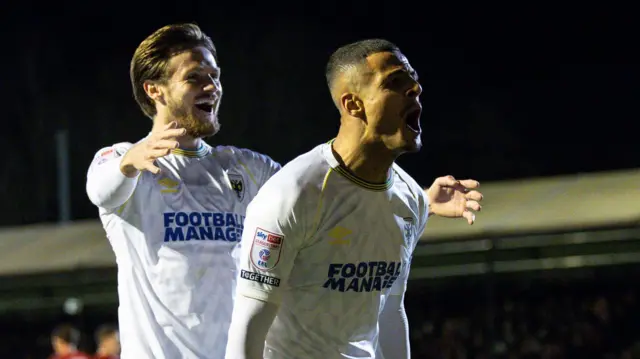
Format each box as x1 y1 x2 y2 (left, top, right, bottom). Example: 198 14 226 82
143 80 166 106
340 93 366 120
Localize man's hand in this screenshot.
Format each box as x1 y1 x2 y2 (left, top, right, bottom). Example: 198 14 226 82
119 122 186 177
426 175 483 225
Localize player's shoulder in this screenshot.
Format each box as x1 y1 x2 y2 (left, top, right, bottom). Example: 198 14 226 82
211 145 279 168
392 163 426 201
93 141 134 157
268 144 328 186
90 141 137 167
254 144 329 201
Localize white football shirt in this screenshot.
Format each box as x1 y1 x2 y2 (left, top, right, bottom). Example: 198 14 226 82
86 141 280 359
236 142 429 359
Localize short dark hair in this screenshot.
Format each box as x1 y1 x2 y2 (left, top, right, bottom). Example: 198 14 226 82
325 39 400 92
51 323 81 346
94 324 118 344
130 23 217 118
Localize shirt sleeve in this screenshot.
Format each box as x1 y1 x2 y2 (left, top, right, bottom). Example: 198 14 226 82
86 142 137 210
236 148 281 189
389 190 429 296
236 180 306 304
377 293 410 359
258 156 281 188
225 295 280 359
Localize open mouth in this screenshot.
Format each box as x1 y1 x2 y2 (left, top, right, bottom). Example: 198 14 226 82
195 103 213 113
194 97 216 113
404 108 421 133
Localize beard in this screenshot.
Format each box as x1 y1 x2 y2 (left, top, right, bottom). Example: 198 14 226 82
167 97 220 139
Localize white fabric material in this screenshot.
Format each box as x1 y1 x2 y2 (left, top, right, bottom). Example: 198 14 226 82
234 142 429 359
86 140 279 359
225 295 279 359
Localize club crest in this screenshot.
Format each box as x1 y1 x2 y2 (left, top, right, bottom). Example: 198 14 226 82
228 173 245 201
403 217 415 242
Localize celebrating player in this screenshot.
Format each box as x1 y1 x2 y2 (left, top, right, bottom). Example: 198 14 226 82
86 24 280 358
225 39 483 359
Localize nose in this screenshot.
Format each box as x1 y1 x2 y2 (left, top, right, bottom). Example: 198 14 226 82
406 81 422 98
203 75 221 94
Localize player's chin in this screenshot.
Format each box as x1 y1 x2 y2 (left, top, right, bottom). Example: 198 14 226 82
401 128 422 153
185 117 220 139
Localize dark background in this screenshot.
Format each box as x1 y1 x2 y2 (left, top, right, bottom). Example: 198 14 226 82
1 3 637 227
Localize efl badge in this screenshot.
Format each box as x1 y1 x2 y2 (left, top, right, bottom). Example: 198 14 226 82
95 148 114 165
250 227 283 271
228 173 245 201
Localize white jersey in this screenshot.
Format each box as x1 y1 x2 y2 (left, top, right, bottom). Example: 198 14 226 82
86 141 280 359
236 142 429 359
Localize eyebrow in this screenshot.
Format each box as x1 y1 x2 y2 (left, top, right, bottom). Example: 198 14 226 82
382 67 419 83
182 65 221 77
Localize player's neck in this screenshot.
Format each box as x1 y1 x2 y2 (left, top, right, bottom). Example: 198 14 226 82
332 130 395 184
151 117 201 150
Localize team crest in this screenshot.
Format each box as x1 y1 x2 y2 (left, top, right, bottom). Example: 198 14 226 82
250 227 283 271
228 173 245 201
403 217 415 242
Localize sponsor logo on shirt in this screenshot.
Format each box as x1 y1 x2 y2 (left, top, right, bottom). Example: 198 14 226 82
250 228 283 271
158 177 179 193
240 269 280 287
323 261 403 293
163 211 245 242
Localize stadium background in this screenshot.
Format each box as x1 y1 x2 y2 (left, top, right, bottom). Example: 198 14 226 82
1 3 638 359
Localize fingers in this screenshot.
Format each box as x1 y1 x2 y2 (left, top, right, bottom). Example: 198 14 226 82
462 210 476 225
142 161 161 175
154 122 187 139
433 176 480 190
466 200 481 212
133 126 183 175
459 179 480 189
465 190 483 202
146 148 172 159
158 128 187 140
153 139 180 150
433 175 458 188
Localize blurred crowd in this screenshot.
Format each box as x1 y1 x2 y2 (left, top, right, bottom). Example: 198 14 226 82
3 277 639 358
46 323 119 359
407 284 639 359
3 322 121 359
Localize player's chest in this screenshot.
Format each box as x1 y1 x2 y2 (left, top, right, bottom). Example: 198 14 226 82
132 161 253 245
138 159 255 212
311 212 417 262
293 208 418 294
314 190 420 256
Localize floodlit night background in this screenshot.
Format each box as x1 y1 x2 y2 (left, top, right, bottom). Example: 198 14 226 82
0 3 638 358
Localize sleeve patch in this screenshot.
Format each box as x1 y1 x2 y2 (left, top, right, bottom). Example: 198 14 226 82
250 227 284 271
93 144 129 166
240 269 281 287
